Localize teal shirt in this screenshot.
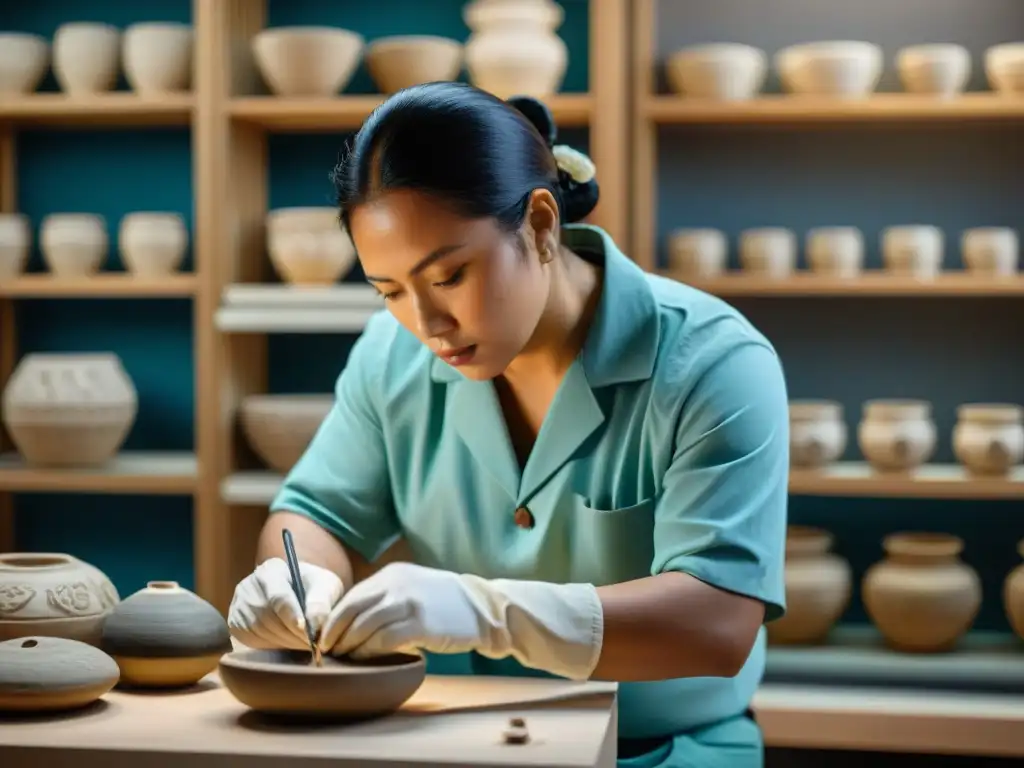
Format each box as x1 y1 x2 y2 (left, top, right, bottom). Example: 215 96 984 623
271 224 789 742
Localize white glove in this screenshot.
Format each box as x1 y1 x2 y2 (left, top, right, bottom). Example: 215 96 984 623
227 557 344 651
318 562 604 681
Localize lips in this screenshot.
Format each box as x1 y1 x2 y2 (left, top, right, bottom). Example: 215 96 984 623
436 344 477 367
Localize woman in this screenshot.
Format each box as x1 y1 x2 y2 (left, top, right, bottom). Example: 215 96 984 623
228 81 789 767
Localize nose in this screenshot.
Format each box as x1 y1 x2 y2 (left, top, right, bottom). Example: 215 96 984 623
411 292 456 339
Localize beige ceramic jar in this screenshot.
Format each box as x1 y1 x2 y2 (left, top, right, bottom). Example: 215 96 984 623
789 400 847 468
0 553 119 645
806 227 864 277
767 526 851 645
0 213 30 278
857 399 936 472
952 403 1024 476
863 532 981 653
464 0 568 98
119 212 188 275
667 228 727 278
1004 539 1024 641
40 213 108 276
52 22 121 94
881 225 944 278
739 227 796 277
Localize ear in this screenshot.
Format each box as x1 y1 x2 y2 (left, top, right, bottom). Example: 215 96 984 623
525 189 560 262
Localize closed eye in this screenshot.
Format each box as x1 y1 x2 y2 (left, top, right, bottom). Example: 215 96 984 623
434 265 466 288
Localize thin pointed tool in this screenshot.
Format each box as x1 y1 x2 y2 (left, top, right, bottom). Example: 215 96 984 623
282 528 322 667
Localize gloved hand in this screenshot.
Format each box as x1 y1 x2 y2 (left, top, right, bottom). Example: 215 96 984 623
318 562 604 681
227 557 344 651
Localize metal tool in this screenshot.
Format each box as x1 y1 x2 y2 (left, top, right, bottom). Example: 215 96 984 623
281 528 322 666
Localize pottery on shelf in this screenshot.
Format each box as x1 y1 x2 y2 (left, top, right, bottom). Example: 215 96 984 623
123 22 193 94
881 225 944 278
463 0 568 99
251 26 364 97
40 213 108 276
219 649 426 720
266 207 356 285
952 403 1024 476
0 552 119 645
2 352 139 468
239 394 334 474
767 526 851 645
862 532 981 653
961 227 1019 276
738 228 796 278
0 213 31 278
665 43 767 101
666 228 727 278
985 43 1024 95
789 400 847 468
776 40 883 98
365 35 463 94
0 636 120 712
101 581 232 688
806 227 864 277
119 212 188 275
53 22 121 95
857 399 936 472
1004 539 1024 642
896 44 970 97
0 32 49 94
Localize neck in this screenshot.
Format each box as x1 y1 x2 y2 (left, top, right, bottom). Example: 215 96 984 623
502 246 602 388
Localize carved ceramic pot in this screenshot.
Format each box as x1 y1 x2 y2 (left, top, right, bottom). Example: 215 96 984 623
464 0 568 98
857 399 937 472
789 400 847 468
0 552 120 646
0 636 120 712
40 213 108 276
101 581 232 688
768 527 851 645
1004 539 1024 641
119 212 188 275
266 207 356 285
2 352 139 468
863 533 981 653
952 403 1024 476
0 213 30 279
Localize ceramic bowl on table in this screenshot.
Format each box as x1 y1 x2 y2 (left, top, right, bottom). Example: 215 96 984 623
666 43 767 100
776 41 883 97
218 649 427 720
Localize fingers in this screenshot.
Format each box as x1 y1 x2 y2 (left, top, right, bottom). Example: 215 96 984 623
319 584 410 655
227 577 310 650
346 619 426 660
301 565 345 636
256 560 308 637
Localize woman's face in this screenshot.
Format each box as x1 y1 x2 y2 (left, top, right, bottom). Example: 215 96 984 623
348 188 555 381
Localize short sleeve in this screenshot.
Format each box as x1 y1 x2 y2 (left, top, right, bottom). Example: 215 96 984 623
652 340 789 622
269 314 401 563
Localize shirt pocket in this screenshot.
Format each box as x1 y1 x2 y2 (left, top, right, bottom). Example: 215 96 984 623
568 493 657 586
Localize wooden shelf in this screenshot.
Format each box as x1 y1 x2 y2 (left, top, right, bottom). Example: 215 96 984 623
662 271 1024 297
0 93 194 127
646 92 1024 126
216 283 383 333
0 451 197 495
791 462 1024 499
228 93 594 131
0 274 198 298
225 463 1024 504
755 683 1024 757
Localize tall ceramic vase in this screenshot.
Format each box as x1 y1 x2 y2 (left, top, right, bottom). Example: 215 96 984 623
1004 538 1024 641
862 532 981 653
463 0 568 98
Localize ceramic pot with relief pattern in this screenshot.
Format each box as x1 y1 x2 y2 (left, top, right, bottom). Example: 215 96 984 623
101 580 232 688
0 552 120 646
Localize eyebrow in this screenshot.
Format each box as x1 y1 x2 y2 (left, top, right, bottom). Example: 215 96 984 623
364 243 467 283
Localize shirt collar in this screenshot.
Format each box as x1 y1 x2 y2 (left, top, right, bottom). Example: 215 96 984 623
430 223 660 386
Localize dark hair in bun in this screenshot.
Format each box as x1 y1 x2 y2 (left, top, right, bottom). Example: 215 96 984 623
332 82 600 235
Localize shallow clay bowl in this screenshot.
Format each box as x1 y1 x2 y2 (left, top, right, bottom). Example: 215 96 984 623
218 649 426 720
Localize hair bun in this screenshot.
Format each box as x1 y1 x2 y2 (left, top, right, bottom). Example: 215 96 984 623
506 95 557 147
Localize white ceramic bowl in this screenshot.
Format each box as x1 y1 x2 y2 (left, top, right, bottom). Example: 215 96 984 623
123 22 193 94
365 35 463 94
985 43 1024 94
252 26 364 96
0 33 49 94
881 225 944 277
897 44 970 96
666 43 767 101
776 41 883 97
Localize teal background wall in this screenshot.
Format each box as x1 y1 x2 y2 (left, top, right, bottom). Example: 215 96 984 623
5 1 1021 763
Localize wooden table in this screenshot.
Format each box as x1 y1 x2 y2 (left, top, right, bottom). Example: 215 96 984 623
0 674 619 768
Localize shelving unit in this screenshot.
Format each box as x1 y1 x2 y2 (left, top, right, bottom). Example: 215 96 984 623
633 0 1024 758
